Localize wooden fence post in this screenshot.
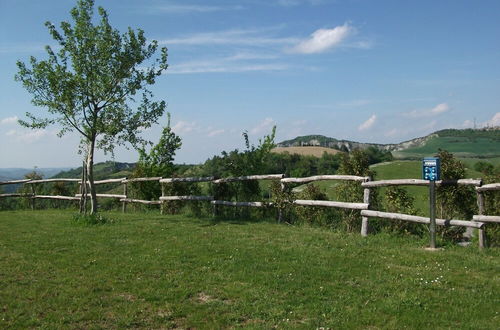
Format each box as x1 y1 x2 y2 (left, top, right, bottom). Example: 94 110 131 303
30 184 35 211
160 181 165 215
278 182 285 223
122 180 127 213
361 187 370 237
477 191 486 249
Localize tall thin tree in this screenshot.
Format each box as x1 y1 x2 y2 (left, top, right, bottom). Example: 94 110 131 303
15 0 168 214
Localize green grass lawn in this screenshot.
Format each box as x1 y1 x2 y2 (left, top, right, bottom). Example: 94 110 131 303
1 210 499 328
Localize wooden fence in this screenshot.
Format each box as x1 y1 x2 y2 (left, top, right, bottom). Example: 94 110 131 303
1 174 498 248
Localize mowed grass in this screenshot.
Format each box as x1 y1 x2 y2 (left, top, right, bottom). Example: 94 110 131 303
1 210 499 328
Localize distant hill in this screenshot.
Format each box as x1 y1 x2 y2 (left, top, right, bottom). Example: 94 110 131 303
53 161 136 180
277 127 500 159
0 167 72 182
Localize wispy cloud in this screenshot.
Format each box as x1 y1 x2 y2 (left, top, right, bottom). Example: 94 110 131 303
1 116 18 125
5 128 53 143
405 102 451 118
485 112 500 127
358 114 377 131
169 56 289 74
250 117 276 135
207 129 225 137
146 3 244 14
171 121 198 134
276 0 329 6
160 28 298 47
290 23 353 54
430 103 450 114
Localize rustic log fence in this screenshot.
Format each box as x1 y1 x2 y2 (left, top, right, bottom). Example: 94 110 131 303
1 174 498 248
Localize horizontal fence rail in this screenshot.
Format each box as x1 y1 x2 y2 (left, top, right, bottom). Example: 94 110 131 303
160 177 215 183
294 200 369 210
281 175 369 184
1 174 498 248
362 178 482 188
160 196 214 201
476 183 500 192
120 198 161 205
211 201 267 207
361 210 485 229
213 174 284 184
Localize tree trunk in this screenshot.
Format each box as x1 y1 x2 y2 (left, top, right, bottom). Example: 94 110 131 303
86 138 98 214
79 160 88 214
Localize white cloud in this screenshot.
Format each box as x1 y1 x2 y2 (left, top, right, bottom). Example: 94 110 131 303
171 121 197 134
207 129 225 137
169 61 288 74
276 0 328 6
250 117 276 135
160 28 298 47
5 128 52 143
0 116 18 125
358 114 376 131
461 120 474 128
485 112 500 127
148 4 243 14
431 103 450 114
291 24 353 54
405 102 451 118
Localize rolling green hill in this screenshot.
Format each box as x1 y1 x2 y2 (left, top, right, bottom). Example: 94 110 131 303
278 128 500 160
53 161 135 180
394 129 500 159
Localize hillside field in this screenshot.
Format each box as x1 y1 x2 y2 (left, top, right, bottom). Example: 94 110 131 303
0 210 498 328
271 146 343 157
394 136 500 159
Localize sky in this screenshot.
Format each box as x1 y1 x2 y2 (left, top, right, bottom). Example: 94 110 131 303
1 0 499 168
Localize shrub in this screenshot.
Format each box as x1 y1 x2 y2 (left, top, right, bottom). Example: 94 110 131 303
294 184 339 228
383 186 425 236
336 150 380 232
436 150 476 241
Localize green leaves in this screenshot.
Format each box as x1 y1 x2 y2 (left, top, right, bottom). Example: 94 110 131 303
16 0 168 155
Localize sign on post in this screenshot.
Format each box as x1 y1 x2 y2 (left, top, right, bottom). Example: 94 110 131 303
423 157 440 181
423 157 440 249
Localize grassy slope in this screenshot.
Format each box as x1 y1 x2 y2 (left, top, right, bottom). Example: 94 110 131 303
1 210 498 328
395 136 500 159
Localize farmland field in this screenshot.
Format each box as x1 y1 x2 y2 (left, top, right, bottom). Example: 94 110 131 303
271 146 343 157
1 210 498 328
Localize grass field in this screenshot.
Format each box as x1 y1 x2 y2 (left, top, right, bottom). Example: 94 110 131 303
394 136 500 159
1 210 499 328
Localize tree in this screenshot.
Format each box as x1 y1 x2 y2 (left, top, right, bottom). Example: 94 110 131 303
132 113 182 201
15 0 168 214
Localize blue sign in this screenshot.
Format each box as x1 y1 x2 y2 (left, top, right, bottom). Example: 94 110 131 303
423 157 440 181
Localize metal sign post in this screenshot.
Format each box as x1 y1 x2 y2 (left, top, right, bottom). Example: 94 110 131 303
423 157 440 249
429 180 436 249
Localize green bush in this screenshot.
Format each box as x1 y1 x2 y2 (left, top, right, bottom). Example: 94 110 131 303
382 186 426 236
294 184 339 228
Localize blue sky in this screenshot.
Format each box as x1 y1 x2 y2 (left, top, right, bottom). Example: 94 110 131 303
1 0 499 168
